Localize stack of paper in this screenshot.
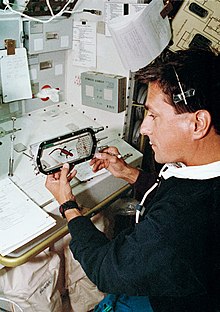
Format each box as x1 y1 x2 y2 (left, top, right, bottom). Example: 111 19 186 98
108 0 172 71
0 178 56 256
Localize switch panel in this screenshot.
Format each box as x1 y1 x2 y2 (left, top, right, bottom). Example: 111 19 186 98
170 0 220 53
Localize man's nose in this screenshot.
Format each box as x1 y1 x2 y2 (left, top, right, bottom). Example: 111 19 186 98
140 117 152 136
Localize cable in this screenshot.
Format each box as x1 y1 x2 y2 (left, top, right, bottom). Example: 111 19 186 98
83 9 102 15
2 0 75 23
46 0 55 16
1 0 101 24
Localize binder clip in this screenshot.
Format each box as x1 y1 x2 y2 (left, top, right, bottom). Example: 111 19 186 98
4 39 16 55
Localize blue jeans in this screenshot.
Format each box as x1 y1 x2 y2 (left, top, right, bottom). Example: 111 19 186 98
94 294 154 312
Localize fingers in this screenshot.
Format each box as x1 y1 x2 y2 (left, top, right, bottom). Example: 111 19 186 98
92 160 107 172
106 146 120 155
45 171 59 185
67 168 77 181
54 171 61 180
46 164 75 185
45 175 52 190
90 146 122 172
94 152 108 160
45 173 57 192
98 146 120 156
60 163 78 183
59 163 70 184
46 174 54 183
94 153 121 165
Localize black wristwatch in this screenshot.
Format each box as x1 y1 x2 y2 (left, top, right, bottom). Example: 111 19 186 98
59 200 80 218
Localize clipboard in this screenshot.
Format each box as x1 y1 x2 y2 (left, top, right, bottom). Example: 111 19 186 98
0 47 32 103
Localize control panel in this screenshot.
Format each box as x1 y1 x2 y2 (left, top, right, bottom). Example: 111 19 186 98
170 0 220 53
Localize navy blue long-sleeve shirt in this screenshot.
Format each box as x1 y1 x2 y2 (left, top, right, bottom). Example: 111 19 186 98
68 171 220 312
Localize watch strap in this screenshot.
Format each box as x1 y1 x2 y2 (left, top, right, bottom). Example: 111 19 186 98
59 200 80 218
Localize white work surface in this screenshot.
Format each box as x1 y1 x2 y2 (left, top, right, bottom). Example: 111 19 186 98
0 102 142 259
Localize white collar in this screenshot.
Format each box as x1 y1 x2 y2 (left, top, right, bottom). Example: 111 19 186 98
160 161 220 180
136 161 220 223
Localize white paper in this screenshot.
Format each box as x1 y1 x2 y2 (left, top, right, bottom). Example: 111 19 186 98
105 3 124 36
104 2 147 36
11 171 53 207
108 0 172 71
75 160 108 181
72 20 97 68
0 48 32 103
0 178 56 256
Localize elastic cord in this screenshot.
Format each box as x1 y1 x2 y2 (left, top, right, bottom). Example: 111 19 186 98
135 164 168 223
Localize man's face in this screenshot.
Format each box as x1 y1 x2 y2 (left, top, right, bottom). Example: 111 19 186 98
140 81 194 165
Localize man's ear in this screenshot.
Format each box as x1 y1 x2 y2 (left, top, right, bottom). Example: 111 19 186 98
193 110 211 139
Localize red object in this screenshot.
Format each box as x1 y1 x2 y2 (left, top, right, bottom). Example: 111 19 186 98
40 85 51 101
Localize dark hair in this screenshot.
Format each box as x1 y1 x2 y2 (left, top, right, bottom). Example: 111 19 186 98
136 48 220 134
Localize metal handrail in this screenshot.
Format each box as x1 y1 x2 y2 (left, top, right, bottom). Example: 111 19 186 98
0 184 131 267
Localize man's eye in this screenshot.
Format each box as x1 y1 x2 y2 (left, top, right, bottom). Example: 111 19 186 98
148 113 156 119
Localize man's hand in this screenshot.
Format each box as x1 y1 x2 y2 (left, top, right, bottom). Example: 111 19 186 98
45 163 77 205
90 146 140 184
